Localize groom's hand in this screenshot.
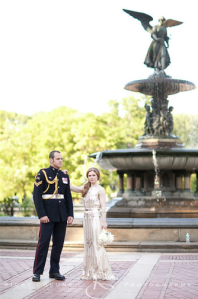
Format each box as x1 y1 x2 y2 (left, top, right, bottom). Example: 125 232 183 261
67 216 73 225
40 216 50 223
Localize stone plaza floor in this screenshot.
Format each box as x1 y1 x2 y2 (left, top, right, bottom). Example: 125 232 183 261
0 249 198 299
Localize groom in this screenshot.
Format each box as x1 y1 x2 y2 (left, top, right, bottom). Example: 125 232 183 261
32 150 73 282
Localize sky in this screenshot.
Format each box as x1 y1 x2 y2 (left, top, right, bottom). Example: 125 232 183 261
0 0 197 116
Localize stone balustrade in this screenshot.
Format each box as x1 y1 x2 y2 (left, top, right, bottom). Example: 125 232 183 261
0 217 198 251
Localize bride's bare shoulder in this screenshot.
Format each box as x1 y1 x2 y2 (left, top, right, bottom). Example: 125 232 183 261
98 185 105 193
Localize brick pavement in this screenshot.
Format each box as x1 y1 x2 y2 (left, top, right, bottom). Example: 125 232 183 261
0 250 76 258
160 254 198 260
136 255 198 299
0 250 77 295
26 261 135 299
1 250 198 299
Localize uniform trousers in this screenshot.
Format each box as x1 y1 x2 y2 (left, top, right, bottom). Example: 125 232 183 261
33 221 67 274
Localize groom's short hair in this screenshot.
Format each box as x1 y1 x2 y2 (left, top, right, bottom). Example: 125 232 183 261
49 150 60 160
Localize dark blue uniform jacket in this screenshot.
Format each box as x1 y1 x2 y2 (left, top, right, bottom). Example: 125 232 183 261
33 166 73 222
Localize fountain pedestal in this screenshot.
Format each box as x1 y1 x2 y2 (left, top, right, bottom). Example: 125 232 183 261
136 136 184 149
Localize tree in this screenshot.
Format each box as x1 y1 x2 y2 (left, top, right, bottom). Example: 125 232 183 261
120 95 151 148
0 110 30 141
1 98 196 202
173 114 198 148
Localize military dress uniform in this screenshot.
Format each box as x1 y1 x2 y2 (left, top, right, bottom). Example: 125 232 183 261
33 166 73 275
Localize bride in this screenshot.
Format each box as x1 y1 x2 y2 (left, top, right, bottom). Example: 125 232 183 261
66 167 115 280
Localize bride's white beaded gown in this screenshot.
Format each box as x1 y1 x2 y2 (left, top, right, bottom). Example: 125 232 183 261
81 185 115 280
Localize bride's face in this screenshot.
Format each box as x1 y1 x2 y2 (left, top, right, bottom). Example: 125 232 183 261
88 171 98 184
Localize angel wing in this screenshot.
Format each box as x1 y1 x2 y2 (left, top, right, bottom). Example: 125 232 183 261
123 9 153 33
163 19 183 28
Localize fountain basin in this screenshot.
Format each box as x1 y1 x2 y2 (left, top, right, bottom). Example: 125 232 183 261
124 75 196 96
90 148 198 171
90 148 198 218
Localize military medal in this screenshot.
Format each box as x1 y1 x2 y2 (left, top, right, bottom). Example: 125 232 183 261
62 177 68 184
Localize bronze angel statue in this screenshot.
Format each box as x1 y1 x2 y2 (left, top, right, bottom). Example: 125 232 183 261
123 9 183 70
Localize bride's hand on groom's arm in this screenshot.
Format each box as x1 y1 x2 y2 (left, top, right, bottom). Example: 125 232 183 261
62 169 68 174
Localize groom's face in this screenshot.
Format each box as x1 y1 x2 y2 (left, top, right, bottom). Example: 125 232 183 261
50 152 63 169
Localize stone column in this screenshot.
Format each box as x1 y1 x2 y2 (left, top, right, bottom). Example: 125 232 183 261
127 172 133 190
184 172 191 190
134 172 143 196
117 171 124 197
194 172 198 197
173 172 183 197
176 174 182 190
176 172 182 190
123 172 135 200
183 172 193 198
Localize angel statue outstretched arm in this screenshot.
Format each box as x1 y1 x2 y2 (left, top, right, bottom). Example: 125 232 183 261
123 9 183 71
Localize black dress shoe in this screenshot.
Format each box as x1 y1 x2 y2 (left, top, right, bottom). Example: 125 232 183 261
32 274 40 282
49 273 65 280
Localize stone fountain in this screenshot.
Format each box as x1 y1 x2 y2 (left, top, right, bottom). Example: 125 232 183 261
89 9 198 218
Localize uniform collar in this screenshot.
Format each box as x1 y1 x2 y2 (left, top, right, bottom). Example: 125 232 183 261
50 165 59 174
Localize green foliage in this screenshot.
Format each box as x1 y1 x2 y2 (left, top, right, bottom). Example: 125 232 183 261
191 174 196 193
173 114 198 148
0 196 19 216
20 197 36 217
120 96 148 147
0 110 30 141
0 98 197 201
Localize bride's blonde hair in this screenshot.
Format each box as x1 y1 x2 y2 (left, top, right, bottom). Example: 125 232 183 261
82 167 100 197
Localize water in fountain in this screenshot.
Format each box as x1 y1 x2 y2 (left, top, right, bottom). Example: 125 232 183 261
152 149 167 204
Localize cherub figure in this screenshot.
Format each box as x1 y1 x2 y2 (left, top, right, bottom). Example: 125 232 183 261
166 106 174 134
144 104 153 135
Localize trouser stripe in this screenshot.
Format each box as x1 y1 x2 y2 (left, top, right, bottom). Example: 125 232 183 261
33 222 42 273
